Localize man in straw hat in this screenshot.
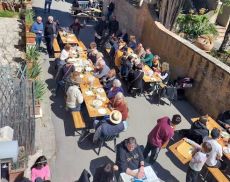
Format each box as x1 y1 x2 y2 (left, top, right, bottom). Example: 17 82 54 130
93 110 128 142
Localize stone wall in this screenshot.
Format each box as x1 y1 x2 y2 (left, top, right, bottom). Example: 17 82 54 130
114 1 230 118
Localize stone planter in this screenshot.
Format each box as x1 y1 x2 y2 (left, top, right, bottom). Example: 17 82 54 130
9 168 25 182
195 35 214 52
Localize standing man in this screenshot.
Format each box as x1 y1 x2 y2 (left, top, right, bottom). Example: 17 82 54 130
69 18 85 38
94 16 107 48
108 16 119 35
44 16 56 58
44 0 52 13
143 114 182 164
31 16 44 49
107 0 115 20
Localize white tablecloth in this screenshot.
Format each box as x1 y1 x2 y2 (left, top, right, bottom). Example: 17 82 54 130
119 166 160 182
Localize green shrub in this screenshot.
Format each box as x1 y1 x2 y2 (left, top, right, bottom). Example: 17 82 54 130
0 10 18 17
25 9 34 25
176 14 218 39
34 80 46 101
27 61 42 79
26 46 40 62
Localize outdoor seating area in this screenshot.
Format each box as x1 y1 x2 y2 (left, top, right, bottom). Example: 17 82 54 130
0 0 229 181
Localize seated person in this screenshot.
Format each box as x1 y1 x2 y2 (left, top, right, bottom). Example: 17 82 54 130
128 63 144 96
110 92 129 122
116 137 145 179
93 59 110 79
88 49 98 64
120 55 133 79
157 62 170 84
179 116 209 144
31 156 51 182
118 29 129 44
128 35 137 50
152 55 161 72
203 128 226 170
102 69 117 92
64 71 82 91
107 79 124 99
217 110 230 133
55 44 71 71
93 163 118 182
141 48 154 67
93 110 128 141
66 77 84 111
134 43 146 59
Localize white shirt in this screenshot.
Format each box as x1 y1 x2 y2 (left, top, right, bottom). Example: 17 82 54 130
203 136 223 166
60 49 69 61
66 85 83 109
189 151 207 171
185 138 207 171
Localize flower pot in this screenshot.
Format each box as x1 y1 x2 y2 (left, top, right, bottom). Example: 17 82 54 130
195 35 214 52
25 24 32 32
34 100 43 118
26 32 36 45
9 168 25 182
27 61 33 69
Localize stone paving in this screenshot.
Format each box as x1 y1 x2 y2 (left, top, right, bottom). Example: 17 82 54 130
0 18 24 68
31 1 200 182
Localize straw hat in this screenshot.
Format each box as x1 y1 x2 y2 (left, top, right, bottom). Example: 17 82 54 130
110 110 122 125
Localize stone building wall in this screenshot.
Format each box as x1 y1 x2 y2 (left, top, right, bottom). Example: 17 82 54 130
113 1 230 118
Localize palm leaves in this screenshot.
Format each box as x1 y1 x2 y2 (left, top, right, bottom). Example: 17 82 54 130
27 61 42 79
176 14 218 39
26 46 40 62
34 80 46 101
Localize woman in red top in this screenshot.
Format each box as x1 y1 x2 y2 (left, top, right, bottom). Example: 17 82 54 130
110 92 129 121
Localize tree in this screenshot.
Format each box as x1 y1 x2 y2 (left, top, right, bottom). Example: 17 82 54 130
158 0 186 30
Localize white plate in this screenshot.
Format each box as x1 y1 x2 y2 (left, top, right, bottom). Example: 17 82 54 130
150 77 156 81
221 131 230 138
93 100 103 107
85 90 93 96
75 67 83 72
80 74 84 78
85 67 93 72
98 108 107 115
97 88 104 93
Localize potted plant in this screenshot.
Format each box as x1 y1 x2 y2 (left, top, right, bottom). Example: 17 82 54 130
26 32 36 45
34 80 46 118
27 61 42 80
25 9 34 32
176 13 218 51
26 46 40 68
22 0 32 9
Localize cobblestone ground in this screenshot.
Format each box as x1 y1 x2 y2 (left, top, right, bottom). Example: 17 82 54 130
0 18 24 68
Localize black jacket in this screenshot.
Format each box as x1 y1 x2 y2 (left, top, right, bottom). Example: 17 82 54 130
128 70 144 89
95 20 107 36
108 20 119 34
44 21 54 37
190 121 209 144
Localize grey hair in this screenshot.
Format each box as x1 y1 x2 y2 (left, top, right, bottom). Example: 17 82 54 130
114 92 124 100
48 16 53 21
113 79 121 87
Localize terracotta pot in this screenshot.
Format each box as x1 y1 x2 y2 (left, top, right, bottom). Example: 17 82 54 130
35 101 43 118
26 32 36 44
27 61 33 69
9 168 25 182
195 35 214 52
0 2 3 10
25 24 32 32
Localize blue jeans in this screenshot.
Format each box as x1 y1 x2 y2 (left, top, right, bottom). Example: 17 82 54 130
36 36 42 48
186 166 199 182
44 1 52 12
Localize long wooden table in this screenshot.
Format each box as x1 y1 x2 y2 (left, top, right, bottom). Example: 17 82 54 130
80 74 111 118
191 116 230 160
169 139 193 164
143 65 162 83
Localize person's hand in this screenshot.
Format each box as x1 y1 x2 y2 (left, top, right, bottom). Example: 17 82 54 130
136 171 145 179
38 30 42 34
224 124 230 129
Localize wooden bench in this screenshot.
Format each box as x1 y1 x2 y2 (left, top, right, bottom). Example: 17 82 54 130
53 38 61 58
206 167 229 182
72 111 86 131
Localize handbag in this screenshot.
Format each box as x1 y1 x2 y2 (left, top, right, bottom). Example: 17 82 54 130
58 65 73 87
